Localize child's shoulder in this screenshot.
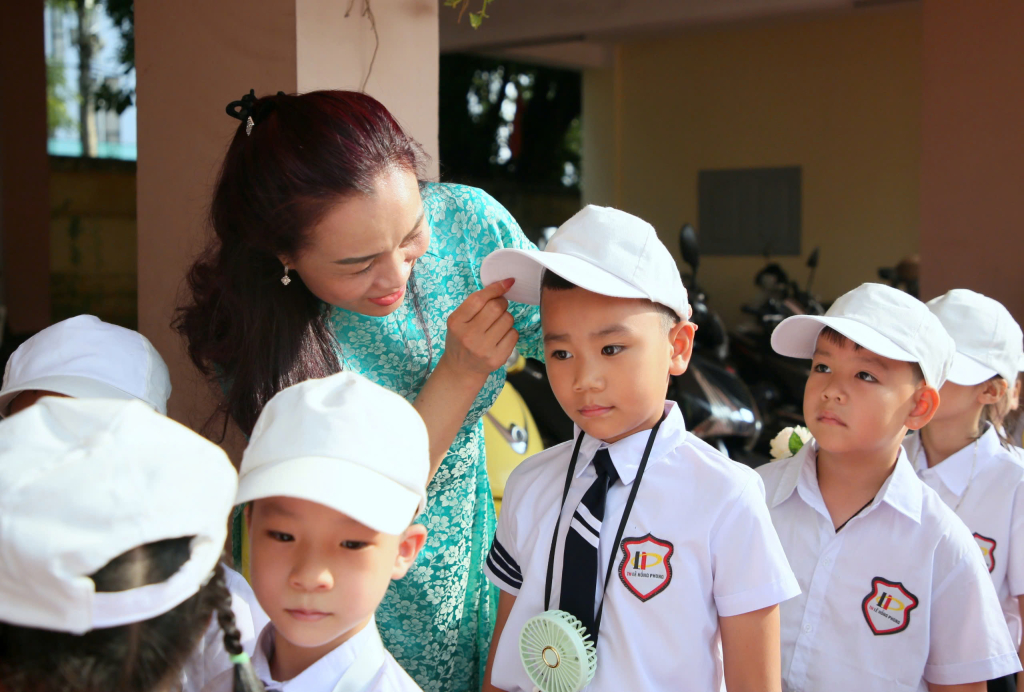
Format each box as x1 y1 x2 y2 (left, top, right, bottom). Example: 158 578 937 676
755 449 805 500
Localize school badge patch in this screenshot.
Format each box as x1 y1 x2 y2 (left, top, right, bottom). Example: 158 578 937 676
973 533 997 573
618 534 673 602
862 577 919 635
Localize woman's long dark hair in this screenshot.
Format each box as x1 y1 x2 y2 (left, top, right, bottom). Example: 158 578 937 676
175 90 424 436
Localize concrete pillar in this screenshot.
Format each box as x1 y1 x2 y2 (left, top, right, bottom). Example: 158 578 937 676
0 0 51 334
136 0 439 447
920 0 1024 319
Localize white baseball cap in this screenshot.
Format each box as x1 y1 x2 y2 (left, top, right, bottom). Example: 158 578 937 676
926 289 1024 386
771 283 955 389
0 315 172 416
0 397 237 635
480 205 689 320
237 371 430 535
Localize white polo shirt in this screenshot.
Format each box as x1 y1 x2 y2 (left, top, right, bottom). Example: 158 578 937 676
202 617 422 692
485 401 800 692
904 426 1024 646
758 443 1020 691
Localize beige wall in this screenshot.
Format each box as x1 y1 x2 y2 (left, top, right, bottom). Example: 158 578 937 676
585 6 922 328
920 0 1024 321
136 0 439 446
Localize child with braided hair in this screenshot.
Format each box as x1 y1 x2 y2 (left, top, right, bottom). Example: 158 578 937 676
0 397 265 692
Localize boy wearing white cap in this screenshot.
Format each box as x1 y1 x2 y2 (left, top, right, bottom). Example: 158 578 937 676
479 206 800 692
0 397 258 692
758 283 1020 691
0 314 171 416
902 289 1024 692
204 371 429 692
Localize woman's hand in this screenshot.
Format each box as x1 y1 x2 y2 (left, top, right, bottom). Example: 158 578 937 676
414 278 520 482
441 278 519 381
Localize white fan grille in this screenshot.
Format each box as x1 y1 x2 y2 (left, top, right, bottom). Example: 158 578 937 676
519 610 597 692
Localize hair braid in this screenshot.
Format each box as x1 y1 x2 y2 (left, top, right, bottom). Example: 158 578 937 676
208 561 266 692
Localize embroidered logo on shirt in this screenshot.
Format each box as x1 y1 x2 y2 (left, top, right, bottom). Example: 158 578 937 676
861 577 919 635
973 533 997 573
618 534 673 602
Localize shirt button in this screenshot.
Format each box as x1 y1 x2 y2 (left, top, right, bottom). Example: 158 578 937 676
803 624 813 633
822 557 832 567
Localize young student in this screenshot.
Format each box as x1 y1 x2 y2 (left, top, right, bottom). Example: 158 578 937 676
0 397 261 692
0 314 171 416
902 289 1024 692
204 371 429 692
478 205 801 692
758 283 1021 691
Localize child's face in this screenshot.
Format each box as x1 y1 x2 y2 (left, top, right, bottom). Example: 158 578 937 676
806 336 932 455
247 497 424 654
541 286 694 443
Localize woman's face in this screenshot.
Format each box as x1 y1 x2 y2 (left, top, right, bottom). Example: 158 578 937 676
285 167 430 317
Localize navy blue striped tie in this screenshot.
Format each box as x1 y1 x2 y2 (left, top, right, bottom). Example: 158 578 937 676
559 448 618 637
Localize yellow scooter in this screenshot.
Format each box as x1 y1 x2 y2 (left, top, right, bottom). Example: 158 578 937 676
484 353 545 515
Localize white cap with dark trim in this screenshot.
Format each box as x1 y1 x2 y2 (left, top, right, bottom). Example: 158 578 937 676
770 282 955 389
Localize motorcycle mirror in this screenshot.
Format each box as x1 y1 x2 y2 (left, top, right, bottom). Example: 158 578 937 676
807 247 820 269
679 224 700 273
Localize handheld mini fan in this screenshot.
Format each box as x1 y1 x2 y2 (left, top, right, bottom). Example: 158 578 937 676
519 610 597 692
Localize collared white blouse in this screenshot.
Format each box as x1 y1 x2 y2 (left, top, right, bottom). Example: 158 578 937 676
905 426 1024 646
486 402 800 692
758 443 1020 691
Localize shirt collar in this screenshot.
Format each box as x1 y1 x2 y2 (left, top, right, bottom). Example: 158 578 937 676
252 616 380 690
771 442 922 524
908 426 995 497
573 401 687 484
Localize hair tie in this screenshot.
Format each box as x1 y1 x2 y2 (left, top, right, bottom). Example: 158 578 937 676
225 90 287 136
229 651 251 665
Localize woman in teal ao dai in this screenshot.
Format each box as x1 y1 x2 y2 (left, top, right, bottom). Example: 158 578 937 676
178 89 542 692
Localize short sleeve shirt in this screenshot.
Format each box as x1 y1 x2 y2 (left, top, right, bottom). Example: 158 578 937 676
758 444 1020 691
905 426 1024 646
484 402 800 692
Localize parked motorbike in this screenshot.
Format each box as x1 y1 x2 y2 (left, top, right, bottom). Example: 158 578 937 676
878 254 919 298
728 248 823 454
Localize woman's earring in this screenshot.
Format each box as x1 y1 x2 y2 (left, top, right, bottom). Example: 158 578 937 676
281 265 292 286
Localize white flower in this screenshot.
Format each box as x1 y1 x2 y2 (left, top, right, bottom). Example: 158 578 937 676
769 426 813 461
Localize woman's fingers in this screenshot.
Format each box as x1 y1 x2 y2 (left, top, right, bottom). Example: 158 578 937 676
453 279 514 324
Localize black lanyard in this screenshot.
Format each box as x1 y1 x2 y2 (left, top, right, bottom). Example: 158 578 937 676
542 415 665 639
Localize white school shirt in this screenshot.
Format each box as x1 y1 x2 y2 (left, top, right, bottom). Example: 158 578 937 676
905 426 1024 646
758 443 1020 691
202 617 422 692
181 565 270 692
484 401 800 692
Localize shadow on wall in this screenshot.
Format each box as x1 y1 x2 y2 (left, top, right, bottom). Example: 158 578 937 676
49 156 137 329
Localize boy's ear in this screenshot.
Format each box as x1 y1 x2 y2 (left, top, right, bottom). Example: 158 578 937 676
978 377 1009 406
905 384 941 431
668 320 697 377
392 524 428 580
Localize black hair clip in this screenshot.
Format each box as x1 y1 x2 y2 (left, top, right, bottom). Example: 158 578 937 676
226 89 287 136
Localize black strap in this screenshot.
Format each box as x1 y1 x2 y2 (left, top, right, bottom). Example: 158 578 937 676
542 415 666 634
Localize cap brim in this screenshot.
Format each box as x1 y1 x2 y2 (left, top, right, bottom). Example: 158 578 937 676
0 375 140 417
947 353 999 386
481 249 648 305
771 315 917 362
236 457 424 535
